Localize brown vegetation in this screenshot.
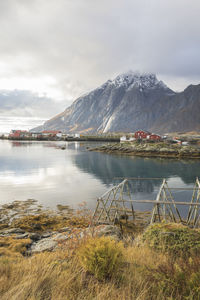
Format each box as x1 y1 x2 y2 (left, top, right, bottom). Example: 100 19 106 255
0 222 200 299
11 213 90 232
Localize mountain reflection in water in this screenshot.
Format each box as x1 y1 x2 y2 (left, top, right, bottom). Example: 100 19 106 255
0 140 199 211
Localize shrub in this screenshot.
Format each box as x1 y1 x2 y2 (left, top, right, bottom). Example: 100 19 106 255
142 223 200 256
77 236 124 280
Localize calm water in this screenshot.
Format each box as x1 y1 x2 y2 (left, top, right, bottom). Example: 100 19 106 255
0 140 200 213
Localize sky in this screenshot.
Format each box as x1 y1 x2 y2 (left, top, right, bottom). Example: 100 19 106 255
0 0 200 117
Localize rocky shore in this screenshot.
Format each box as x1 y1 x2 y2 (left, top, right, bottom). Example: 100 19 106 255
1 199 200 299
0 200 123 256
89 141 200 159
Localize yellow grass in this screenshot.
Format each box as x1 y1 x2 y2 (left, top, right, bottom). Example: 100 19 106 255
1 218 200 299
1 237 200 300
0 236 31 257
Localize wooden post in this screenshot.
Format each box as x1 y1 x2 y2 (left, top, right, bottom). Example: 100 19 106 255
150 179 165 224
165 181 182 222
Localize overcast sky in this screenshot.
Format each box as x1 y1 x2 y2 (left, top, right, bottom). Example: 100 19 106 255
0 0 200 111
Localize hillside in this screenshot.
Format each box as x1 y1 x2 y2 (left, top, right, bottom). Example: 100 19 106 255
32 71 200 133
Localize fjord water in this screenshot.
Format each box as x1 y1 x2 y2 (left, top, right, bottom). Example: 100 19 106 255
0 140 200 212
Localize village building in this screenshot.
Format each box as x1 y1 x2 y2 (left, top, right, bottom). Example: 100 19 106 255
30 132 42 139
9 130 30 139
120 135 128 142
120 135 136 142
42 130 62 138
134 130 151 139
148 134 162 141
56 132 62 138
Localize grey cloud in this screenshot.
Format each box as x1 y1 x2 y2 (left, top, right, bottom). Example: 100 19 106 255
0 90 66 118
0 0 199 110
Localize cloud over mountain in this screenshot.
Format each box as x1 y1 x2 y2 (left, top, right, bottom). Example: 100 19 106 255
0 0 200 104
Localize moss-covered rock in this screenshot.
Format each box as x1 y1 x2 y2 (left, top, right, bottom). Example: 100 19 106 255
11 213 89 233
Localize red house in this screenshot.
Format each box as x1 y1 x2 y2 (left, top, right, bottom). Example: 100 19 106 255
149 134 162 141
134 130 151 139
9 130 28 138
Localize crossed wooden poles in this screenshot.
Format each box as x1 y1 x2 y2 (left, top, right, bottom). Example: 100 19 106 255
92 177 200 228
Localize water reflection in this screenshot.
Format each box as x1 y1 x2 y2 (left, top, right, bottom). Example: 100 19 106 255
73 147 200 188
0 140 199 211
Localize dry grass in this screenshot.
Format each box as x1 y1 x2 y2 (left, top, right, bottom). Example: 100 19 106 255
0 236 31 257
0 247 149 300
1 218 200 299
0 236 200 300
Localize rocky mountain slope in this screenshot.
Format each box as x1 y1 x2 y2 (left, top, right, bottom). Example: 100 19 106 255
32 71 200 133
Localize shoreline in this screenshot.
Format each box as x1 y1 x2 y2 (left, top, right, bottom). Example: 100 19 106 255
89 142 200 159
0 136 120 142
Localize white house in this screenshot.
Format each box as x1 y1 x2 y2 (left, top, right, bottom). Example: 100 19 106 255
120 136 127 142
56 132 62 138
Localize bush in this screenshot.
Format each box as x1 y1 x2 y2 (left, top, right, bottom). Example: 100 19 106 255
77 236 124 280
142 223 200 256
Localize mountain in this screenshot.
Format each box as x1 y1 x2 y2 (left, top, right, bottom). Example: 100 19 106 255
32 71 200 133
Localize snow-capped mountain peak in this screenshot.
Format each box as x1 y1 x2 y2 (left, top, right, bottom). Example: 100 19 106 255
110 71 168 90
32 71 200 135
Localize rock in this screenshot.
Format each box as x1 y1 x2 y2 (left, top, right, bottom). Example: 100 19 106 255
144 147 155 151
30 232 69 253
29 232 41 241
41 232 53 238
94 225 122 241
14 233 29 239
52 233 69 241
31 239 57 253
0 228 25 235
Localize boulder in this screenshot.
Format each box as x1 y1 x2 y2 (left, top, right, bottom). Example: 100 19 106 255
31 233 69 253
31 239 57 253
94 225 122 241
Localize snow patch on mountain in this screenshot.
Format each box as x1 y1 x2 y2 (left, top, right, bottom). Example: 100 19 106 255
110 71 169 90
102 114 116 133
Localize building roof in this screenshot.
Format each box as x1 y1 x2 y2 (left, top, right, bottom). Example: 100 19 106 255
42 130 61 134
